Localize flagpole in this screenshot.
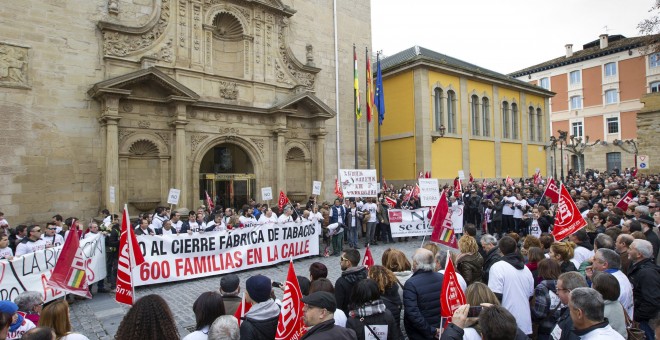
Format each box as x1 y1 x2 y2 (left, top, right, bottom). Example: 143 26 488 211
365 47 371 170
353 44 359 169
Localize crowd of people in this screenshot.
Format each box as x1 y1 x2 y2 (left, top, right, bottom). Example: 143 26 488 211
0 169 659 339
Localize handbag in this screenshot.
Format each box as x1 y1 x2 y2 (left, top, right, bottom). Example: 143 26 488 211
622 305 646 340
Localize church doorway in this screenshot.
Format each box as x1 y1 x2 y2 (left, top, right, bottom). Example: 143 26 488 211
199 143 255 210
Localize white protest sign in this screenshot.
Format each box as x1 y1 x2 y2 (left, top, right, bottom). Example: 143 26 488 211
109 186 115 204
339 169 378 197
388 208 432 238
451 204 464 234
261 187 273 201
167 188 181 205
418 178 440 207
637 155 649 169
312 181 322 196
458 170 465 180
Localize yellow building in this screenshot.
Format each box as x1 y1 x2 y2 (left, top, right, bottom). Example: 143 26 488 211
377 46 555 185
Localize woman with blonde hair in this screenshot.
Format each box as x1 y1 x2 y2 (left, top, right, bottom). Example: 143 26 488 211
381 248 412 286
548 241 578 273
455 235 484 285
39 300 89 340
368 265 403 338
422 242 439 257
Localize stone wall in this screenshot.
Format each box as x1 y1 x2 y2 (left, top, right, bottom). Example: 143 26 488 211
638 93 660 174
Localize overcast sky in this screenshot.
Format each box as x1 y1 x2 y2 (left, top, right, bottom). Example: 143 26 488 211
371 0 656 74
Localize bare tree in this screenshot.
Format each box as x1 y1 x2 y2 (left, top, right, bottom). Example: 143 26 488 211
638 3 660 54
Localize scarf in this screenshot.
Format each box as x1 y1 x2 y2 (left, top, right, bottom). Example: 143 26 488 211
349 299 387 318
9 314 24 333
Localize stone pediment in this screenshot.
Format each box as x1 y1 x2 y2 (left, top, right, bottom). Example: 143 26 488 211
270 90 335 119
88 67 199 103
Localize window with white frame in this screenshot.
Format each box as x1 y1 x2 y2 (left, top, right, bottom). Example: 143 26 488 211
569 70 581 85
571 121 583 138
447 90 457 133
539 77 550 90
511 103 519 139
605 89 618 104
604 62 617 77
650 53 660 68
606 116 619 134
570 95 582 109
471 95 480 136
434 88 444 131
651 81 660 93
482 97 490 137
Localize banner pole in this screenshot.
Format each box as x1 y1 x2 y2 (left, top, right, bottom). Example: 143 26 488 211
366 47 371 170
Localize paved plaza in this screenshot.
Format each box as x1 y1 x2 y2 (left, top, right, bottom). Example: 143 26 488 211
69 238 430 339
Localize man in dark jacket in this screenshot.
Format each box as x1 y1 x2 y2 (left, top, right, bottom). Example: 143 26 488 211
638 215 659 260
480 234 501 284
555 271 588 340
240 274 280 340
301 291 357 340
105 222 120 290
335 249 367 312
628 239 660 340
403 248 444 340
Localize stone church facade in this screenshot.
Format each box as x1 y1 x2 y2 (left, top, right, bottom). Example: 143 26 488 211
0 0 372 223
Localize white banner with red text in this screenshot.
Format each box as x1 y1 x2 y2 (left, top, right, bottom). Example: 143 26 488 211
0 234 106 303
132 221 321 286
388 208 432 238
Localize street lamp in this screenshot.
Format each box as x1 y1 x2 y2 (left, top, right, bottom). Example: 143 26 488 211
545 136 558 180
557 130 568 182
432 125 446 142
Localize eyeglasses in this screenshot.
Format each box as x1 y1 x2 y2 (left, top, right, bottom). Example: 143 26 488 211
48 228 57 230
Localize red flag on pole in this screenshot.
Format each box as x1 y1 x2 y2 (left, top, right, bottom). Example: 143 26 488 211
116 205 146 305
362 245 375 269
542 177 560 203
234 292 252 326
440 251 466 324
411 185 420 199
615 190 634 211
430 190 458 248
418 171 424 178
382 177 388 191
276 260 306 340
481 179 487 192
631 168 638 178
334 177 343 199
278 190 290 210
505 175 514 187
552 184 588 241
425 171 430 179
47 219 91 298
385 196 397 207
205 191 214 213
469 173 474 183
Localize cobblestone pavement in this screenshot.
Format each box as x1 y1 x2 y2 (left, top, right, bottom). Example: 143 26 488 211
68 237 437 339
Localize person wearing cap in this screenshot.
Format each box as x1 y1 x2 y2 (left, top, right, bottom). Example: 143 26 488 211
300 291 357 340
638 214 659 260
219 274 241 316
0 300 36 340
240 275 279 340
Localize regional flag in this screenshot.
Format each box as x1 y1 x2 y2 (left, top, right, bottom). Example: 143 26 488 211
441 251 466 325
276 260 306 340
375 52 385 125
430 190 457 248
47 219 92 298
116 205 146 305
278 190 289 210
353 45 362 120
552 184 587 241
616 190 634 211
366 48 374 123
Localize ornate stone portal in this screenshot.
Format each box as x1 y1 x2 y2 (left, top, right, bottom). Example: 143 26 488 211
90 0 335 213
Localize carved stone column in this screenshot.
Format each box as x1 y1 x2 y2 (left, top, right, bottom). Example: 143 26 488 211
273 128 287 192
99 95 122 214
311 129 327 185
171 102 189 208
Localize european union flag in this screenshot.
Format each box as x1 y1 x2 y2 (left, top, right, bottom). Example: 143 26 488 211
375 52 385 125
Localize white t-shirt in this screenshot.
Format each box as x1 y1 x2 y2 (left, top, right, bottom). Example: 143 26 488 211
570 246 594 269
6 317 35 340
258 214 278 225
513 199 527 218
60 333 90 340
502 196 515 215
334 308 347 327
612 270 634 318
171 220 183 232
15 239 48 256
151 215 165 229
530 219 542 238
0 247 13 259
84 232 101 239
182 326 209 340
487 260 535 335
160 228 177 235
239 216 256 226
278 214 295 223
363 203 378 223
41 233 65 247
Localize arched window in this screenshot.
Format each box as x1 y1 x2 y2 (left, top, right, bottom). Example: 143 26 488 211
482 97 490 137
511 103 519 139
536 108 543 141
528 106 535 141
434 88 444 131
502 101 510 139
471 95 480 136
447 90 456 133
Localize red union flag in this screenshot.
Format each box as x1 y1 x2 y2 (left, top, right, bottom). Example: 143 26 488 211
441 251 466 324
384 196 397 207
552 184 587 241
276 260 306 340
234 292 252 326
542 177 560 203
334 177 343 199
363 245 375 269
278 190 289 210
116 205 146 305
205 191 214 213
430 190 457 248
47 219 91 298
453 178 462 198
616 191 634 211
